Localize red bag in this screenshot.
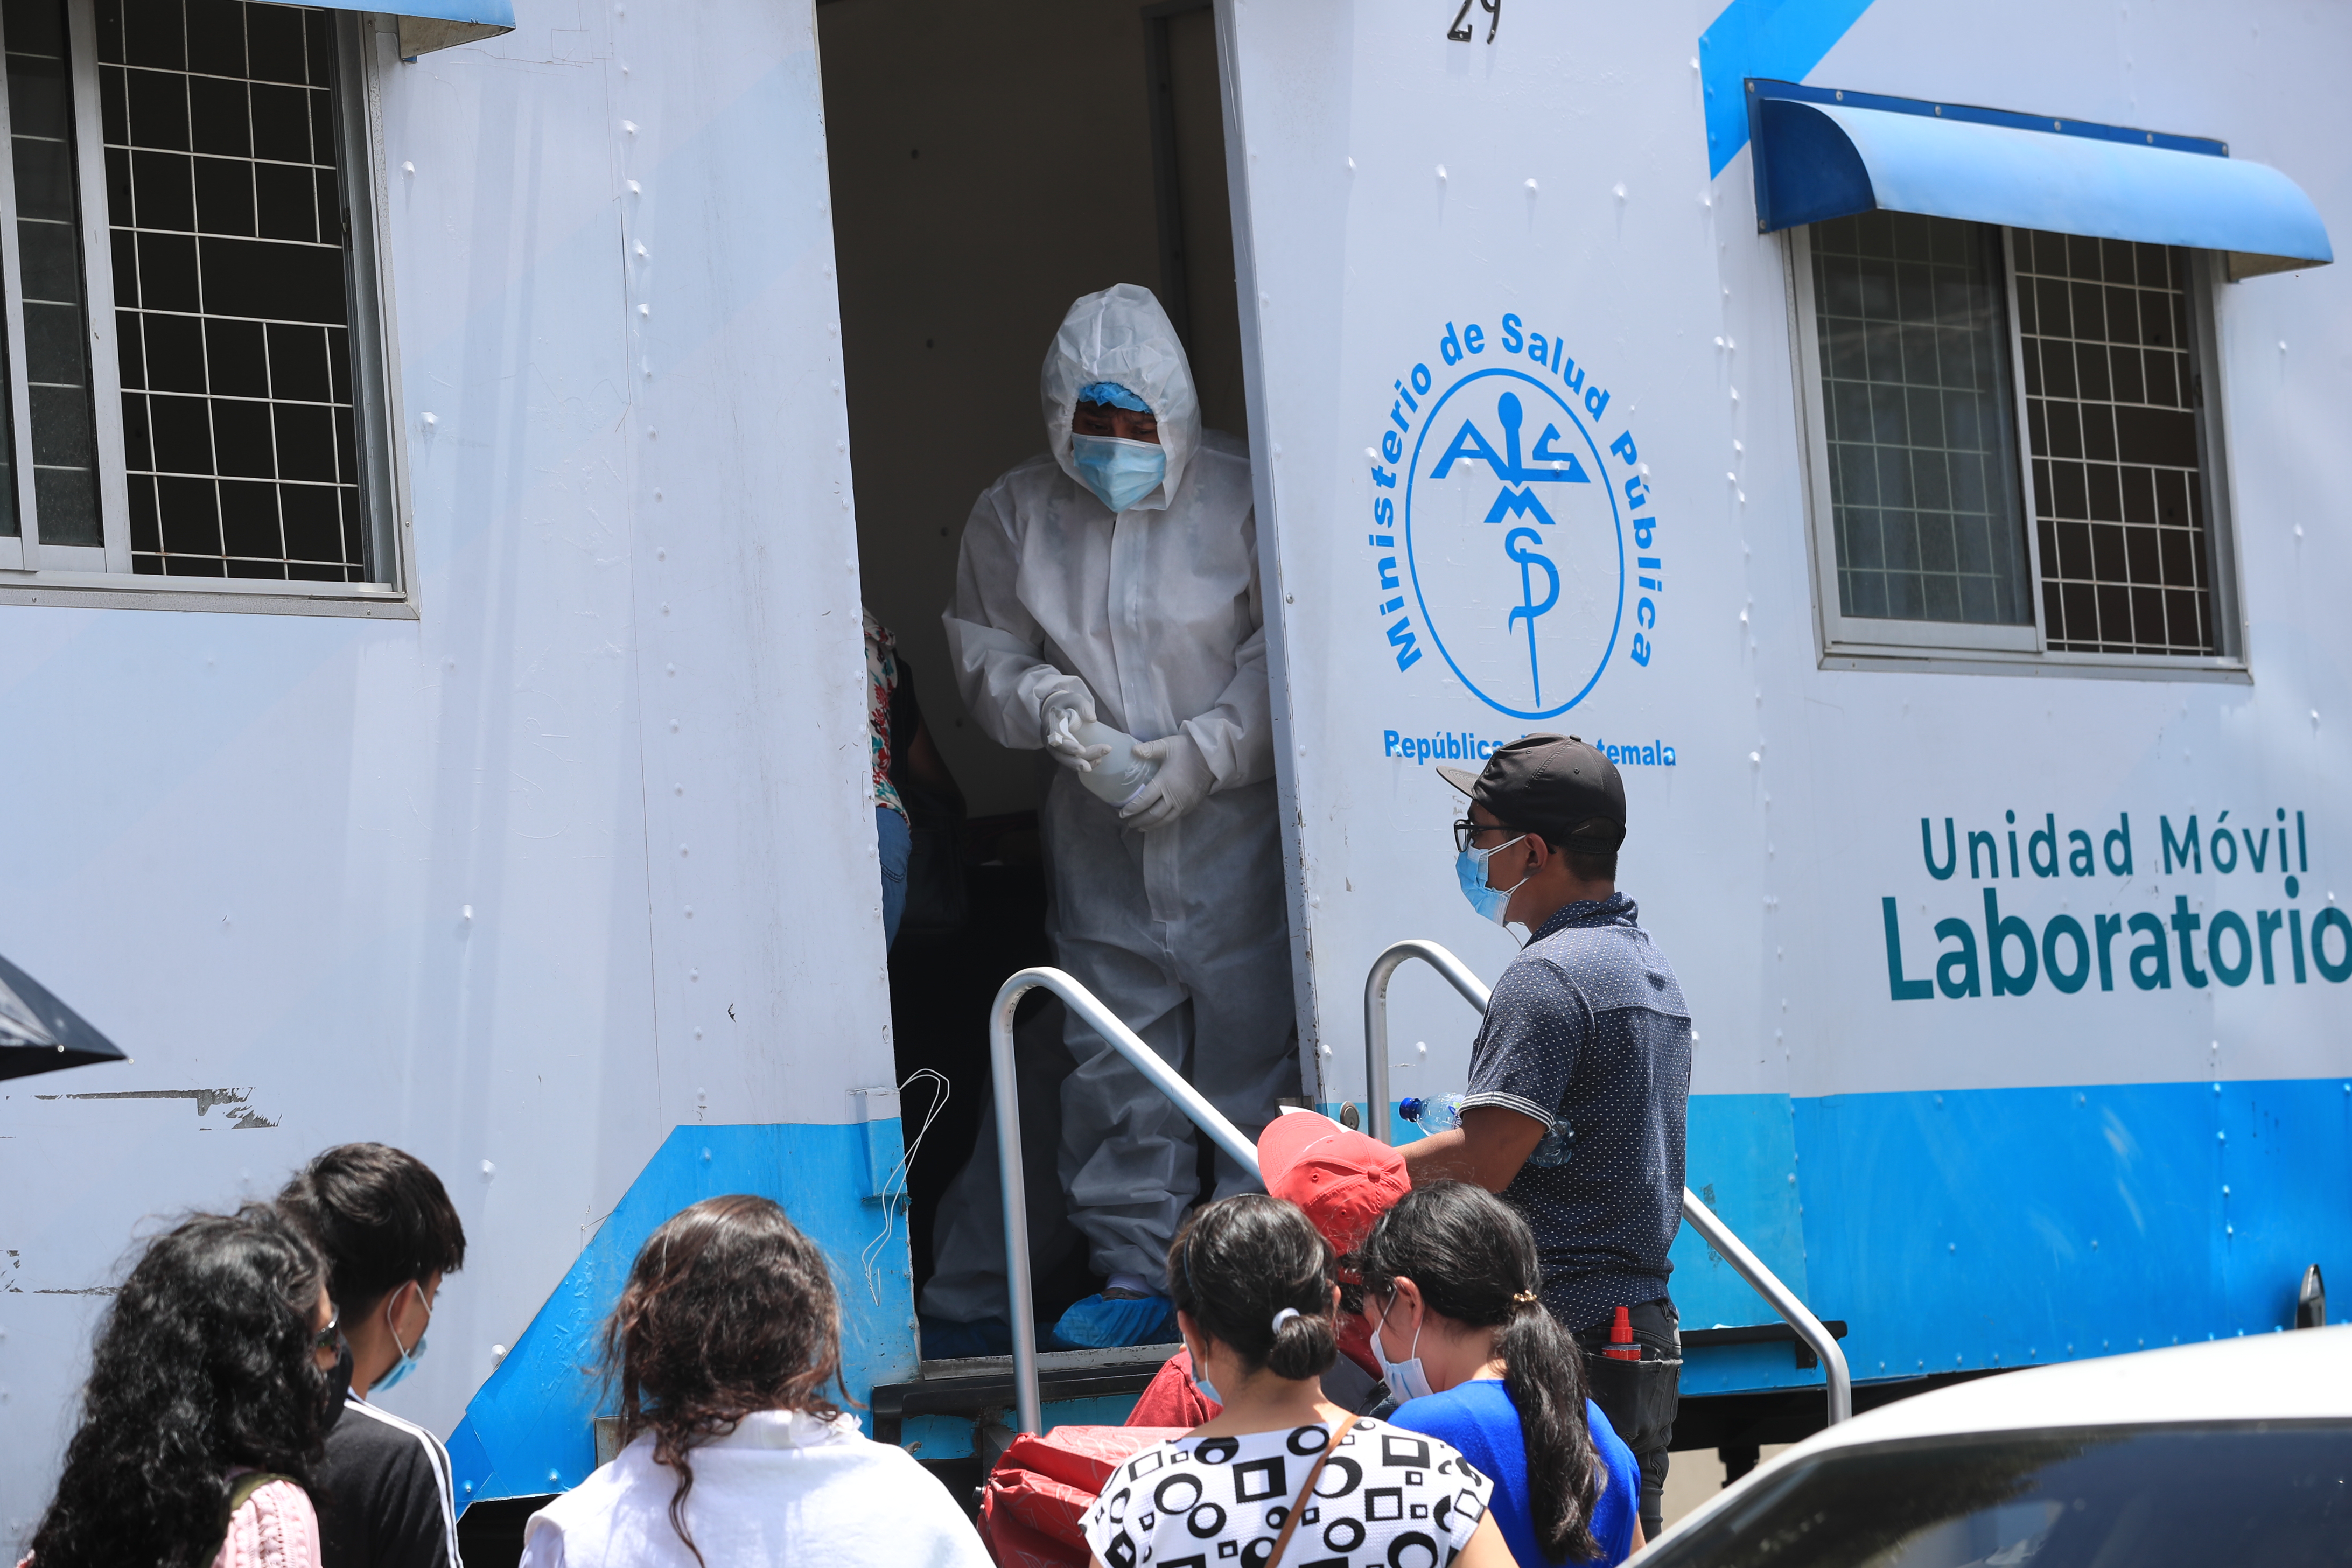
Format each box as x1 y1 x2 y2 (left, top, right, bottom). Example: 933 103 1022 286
1125 1348 1220 1429
977 1425 1187 1568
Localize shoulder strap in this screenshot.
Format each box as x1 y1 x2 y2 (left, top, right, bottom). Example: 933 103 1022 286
1265 1415 1361 1568
226 1472 299 1516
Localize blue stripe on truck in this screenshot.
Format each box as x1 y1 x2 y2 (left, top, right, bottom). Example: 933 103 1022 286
446 1119 915 1507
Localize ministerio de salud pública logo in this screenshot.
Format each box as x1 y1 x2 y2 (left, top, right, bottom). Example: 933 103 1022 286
1364 314 1662 722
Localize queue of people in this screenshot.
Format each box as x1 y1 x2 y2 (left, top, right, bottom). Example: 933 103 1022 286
16 1146 1656 1568
1111 1109 1649 1568
17 1143 468 1568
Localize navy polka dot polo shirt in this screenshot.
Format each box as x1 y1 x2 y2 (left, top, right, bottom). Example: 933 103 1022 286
1460 891 1693 1333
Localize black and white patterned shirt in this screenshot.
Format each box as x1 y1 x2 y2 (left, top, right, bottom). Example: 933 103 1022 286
1080 1417 1493 1568
1461 892 1692 1333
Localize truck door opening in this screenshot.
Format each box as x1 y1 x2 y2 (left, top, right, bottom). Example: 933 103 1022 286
817 0 1254 1328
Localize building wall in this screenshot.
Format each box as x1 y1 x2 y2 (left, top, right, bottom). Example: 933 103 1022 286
0 0 897 1528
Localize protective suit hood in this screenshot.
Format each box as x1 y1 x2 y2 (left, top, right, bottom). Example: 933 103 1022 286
1041 284 1202 512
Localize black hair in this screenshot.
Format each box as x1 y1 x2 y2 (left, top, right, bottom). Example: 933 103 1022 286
1540 817 1622 884
1166 1194 1338 1382
1350 1182 1603 1563
29 1205 332 1568
277 1142 467 1313
605 1195 847 1568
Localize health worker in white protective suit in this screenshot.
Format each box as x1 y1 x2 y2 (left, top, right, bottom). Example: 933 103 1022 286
939 283 1298 1350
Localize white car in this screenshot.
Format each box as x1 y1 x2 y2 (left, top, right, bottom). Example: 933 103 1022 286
1642 1327 2352 1567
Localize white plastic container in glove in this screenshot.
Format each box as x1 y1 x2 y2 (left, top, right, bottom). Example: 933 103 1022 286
1054 715 1162 807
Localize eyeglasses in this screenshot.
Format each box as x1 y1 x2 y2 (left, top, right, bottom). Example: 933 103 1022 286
313 1304 341 1355
1453 818 1531 854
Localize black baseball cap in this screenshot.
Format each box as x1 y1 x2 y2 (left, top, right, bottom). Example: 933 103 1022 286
1437 734 1627 852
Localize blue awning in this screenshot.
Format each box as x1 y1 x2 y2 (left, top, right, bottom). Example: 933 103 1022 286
260 1 515 57
1746 80 2332 279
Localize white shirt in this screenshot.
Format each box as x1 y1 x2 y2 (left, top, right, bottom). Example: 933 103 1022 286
517 1409 990 1568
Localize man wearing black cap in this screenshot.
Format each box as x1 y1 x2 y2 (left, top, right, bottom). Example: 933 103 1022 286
1401 733 1691 1542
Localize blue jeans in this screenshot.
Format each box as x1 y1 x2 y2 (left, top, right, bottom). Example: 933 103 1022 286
877 804 912 949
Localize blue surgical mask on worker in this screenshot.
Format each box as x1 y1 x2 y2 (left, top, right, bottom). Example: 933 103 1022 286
373 1283 431 1392
1456 835 1529 925
1071 435 1166 513
1371 1293 1434 1403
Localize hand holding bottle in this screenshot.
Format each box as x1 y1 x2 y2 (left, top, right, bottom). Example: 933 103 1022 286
1041 689 1112 771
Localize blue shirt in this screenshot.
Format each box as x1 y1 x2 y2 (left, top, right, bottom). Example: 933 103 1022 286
1390 1378 1640 1567
1461 892 1692 1331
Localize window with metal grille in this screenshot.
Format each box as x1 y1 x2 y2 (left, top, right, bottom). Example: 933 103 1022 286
1809 212 2033 629
2016 230 2214 656
1796 215 2235 666
106 0 360 579
1 0 103 550
0 0 397 606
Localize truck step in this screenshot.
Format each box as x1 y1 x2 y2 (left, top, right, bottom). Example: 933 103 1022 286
874 1341 1180 1443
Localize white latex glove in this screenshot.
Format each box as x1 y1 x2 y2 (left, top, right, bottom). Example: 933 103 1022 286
1040 688 1111 771
1119 732 1214 830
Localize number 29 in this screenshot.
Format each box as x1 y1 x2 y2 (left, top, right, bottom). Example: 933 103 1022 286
1447 0 1500 44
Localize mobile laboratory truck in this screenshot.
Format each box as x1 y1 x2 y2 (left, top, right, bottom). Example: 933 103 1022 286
0 0 2346 1537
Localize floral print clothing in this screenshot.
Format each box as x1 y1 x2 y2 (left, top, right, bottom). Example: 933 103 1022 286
864 609 907 822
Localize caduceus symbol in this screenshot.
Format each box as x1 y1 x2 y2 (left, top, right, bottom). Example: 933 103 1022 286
1504 526 1559 707
1428 386 1586 710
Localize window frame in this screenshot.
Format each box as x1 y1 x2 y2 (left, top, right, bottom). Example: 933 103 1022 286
1788 221 2245 677
0 4 414 618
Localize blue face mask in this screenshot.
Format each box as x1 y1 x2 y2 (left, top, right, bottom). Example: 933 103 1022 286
375 1332 425 1391
1185 1339 1221 1406
1071 435 1167 513
1456 835 1529 925
373 1284 430 1392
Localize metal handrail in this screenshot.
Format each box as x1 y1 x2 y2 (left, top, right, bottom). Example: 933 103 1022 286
991 965 1260 1435
1363 938 1494 1146
1677 1196 1853 1420
1361 938 1853 1424
985 943 1852 1435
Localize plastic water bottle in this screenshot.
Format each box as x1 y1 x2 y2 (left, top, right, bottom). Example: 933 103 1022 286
1398 1092 1465 1133
1056 716 1161 807
1399 1093 1574 1167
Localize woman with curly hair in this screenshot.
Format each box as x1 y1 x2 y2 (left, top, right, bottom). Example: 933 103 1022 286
519 1194 986 1568
21 1205 342 1568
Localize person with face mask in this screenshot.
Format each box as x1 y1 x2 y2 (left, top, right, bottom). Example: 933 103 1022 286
19 1206 339 1568
935 283 1296 1350
1399 734 1691 1544
1080 1195 1514 1568
277 1145 469 1568
1125 1108 1410 1426
1354 1181 1644 1567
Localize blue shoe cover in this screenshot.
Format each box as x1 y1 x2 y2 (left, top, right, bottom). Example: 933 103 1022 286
1052 1292 1175 1349
919 1314 1012 1360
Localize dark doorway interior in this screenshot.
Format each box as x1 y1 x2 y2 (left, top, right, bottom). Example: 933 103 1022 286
817 0 1245 1340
